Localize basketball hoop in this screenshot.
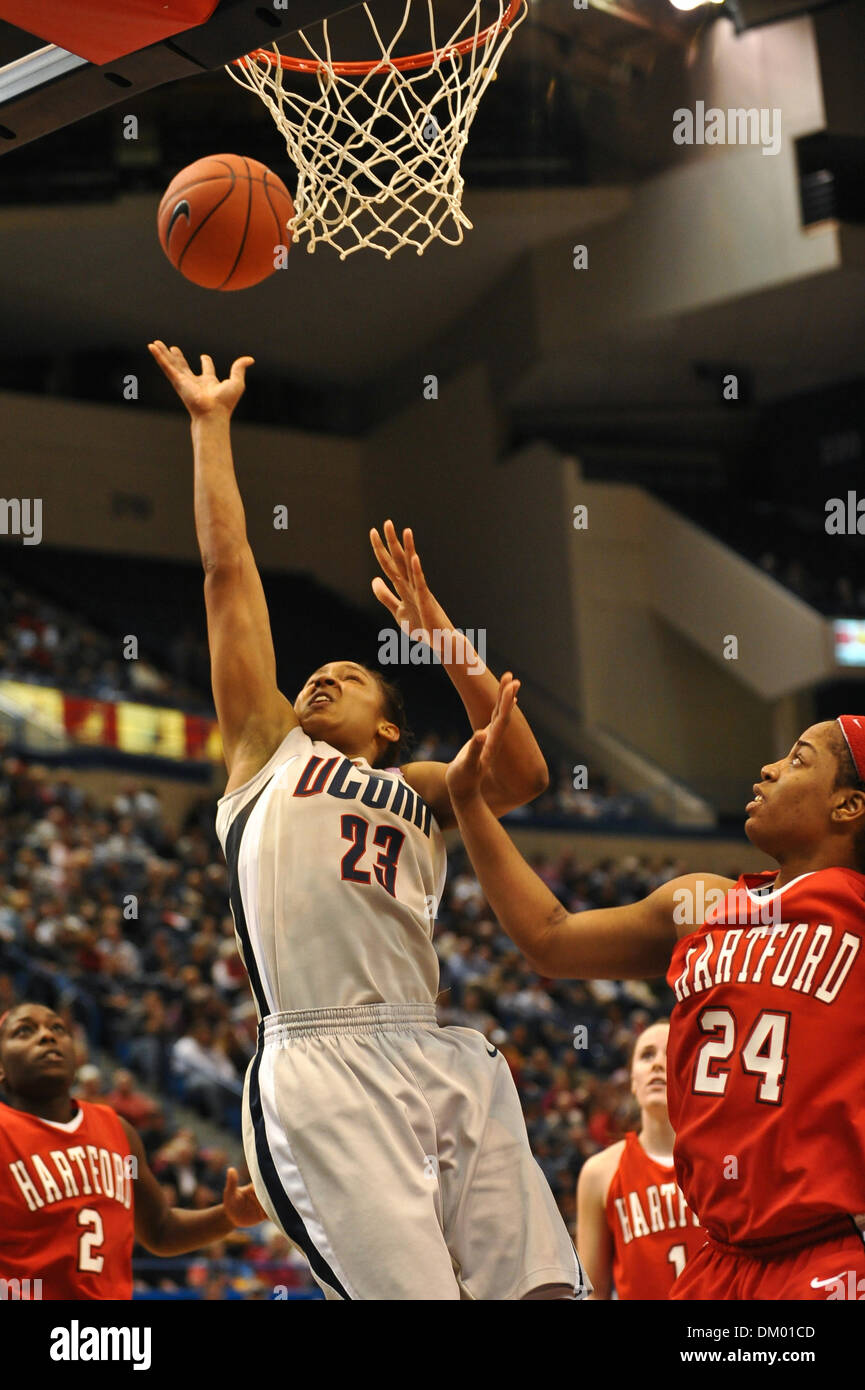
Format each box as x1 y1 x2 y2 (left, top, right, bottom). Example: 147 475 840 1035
227 0 527 258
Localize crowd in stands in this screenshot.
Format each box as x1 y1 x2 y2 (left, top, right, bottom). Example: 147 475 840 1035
0 569 212 714
756 550 865 616
388 735 650 824
666 493 865 618
0 745 699 1295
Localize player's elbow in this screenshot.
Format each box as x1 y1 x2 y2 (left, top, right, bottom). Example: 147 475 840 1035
526 756 549 800
521 910 574 979
140 1230 170 1257
137 1217 174 1258
138 1234 169 1257
523 937 563 979
507 758 549 809
202 548 245 581
136 1239 166 1262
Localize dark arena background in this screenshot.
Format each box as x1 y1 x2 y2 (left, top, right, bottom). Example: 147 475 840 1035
1 0 865 1357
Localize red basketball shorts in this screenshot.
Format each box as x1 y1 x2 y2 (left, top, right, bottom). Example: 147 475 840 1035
670 1230 865 1301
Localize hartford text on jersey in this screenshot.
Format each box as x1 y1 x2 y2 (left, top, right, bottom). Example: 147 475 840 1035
8 1144 134 1211
672 922 859 1003
613 1181 701 1244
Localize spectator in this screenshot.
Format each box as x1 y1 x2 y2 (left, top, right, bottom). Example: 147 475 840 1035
212 940 245 995
74 1063 104 1103
127 989 172 1089
103 1068 160 1128
172 1020 240 1124
96 910 141 977
153 1131 206 1206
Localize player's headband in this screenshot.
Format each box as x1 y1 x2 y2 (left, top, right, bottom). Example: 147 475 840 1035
838 715 865 783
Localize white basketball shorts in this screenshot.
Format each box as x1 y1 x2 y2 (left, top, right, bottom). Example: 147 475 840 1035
242 1002 589 1301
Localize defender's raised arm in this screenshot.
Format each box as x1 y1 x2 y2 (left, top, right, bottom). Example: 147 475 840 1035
370 522 549 828
148 342 295 788
445 676 733 978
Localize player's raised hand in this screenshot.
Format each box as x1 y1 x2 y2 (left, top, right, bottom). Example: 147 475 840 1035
370 522 452 657
147 341 254 420
446 673 520 803
221 1167 266 1228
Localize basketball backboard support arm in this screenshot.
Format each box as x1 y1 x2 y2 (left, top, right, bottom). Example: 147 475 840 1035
0 0 361 153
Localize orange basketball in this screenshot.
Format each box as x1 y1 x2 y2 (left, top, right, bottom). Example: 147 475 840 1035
157 154 294 291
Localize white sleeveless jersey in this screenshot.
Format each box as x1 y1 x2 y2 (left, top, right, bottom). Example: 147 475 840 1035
214 725 447 1017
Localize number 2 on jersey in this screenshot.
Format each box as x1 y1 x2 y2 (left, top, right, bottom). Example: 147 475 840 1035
340 814 405 897
77 1208 105 1273
693 1007 791 1104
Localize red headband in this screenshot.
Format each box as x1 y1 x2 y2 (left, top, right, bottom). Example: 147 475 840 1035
838 715 865 782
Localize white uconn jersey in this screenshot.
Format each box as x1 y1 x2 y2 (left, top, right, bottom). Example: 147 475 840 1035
215 725 447 1017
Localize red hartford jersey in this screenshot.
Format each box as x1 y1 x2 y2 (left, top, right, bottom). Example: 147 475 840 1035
605 1131 705 1299
0 1099 135 1299
667 867 865 1249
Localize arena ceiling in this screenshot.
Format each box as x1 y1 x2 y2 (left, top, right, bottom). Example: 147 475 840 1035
0 0 863 438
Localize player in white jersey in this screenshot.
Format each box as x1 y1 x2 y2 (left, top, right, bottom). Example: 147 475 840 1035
148 340 588 1301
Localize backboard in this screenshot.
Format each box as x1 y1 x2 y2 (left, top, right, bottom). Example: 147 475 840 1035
0 0 360 152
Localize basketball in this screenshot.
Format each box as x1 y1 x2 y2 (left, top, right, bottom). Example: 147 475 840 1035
157 153 294 291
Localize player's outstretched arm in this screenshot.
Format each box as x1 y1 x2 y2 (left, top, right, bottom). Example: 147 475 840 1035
371 521 547 827
148 341 296 788
445 677 734 978
120 1119 265 1256
576 1147 618 1300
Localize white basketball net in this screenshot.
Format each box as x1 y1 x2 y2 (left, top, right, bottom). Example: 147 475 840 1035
227 0 527 258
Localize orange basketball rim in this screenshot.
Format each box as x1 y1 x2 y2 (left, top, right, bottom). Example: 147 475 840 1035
236 0 523 75
225 0 529 258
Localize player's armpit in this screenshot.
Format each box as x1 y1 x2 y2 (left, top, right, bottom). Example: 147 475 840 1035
401 759 539 831
400 760 456 829
204 547 298 782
